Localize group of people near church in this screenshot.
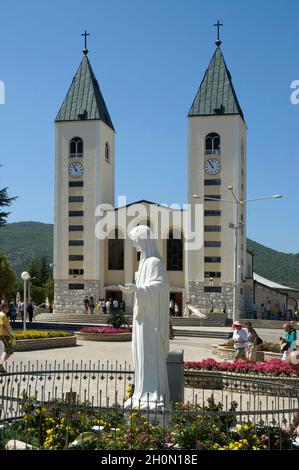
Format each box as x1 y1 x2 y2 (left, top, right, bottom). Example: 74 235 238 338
251 301 298 321
0 297 35 323
232 320 297 362
83 296 126 315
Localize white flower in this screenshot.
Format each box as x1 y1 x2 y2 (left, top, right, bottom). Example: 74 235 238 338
92 425 105 432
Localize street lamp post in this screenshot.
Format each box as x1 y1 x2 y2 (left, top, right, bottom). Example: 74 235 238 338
193 191 282 322
21 271 31 331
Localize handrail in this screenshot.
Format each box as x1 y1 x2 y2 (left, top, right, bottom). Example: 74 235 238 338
186 304 206 318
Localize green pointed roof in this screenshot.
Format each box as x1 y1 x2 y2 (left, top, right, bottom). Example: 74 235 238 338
188 47 244 121
55 55 115 130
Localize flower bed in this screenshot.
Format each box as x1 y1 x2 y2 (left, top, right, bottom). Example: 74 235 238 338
80 327 132 334
1 395 295 450
76 327 132 342
14 330 71 340
184 358 299 392
184 358 295 376
12 331 76 352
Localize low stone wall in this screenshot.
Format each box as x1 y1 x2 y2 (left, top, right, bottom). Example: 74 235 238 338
14 336 77 352
75 332 132 342
213 344 282 361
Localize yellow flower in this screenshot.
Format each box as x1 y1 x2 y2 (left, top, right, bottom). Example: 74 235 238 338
244 425 249 431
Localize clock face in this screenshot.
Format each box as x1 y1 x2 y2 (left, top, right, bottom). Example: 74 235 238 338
68 162 84 178
204 159 221 175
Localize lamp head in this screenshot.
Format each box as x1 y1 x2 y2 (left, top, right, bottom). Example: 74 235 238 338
21 271 30 281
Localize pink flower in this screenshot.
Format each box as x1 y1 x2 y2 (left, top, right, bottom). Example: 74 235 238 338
80 327 132 334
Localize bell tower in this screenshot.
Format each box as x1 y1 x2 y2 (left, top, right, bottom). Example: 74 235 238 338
53 36 115 313
187 32 247 319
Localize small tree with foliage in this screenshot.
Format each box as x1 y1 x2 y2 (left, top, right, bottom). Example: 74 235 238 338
107 309 129 329
0 172 17 226
0 251 16 299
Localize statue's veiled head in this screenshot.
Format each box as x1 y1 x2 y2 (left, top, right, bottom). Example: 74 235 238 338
129 225 161 260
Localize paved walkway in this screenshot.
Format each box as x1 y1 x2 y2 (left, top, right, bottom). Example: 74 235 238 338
6 324 284 370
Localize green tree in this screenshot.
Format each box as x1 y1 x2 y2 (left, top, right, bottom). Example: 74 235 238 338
0 251 16 299
43 278 54 302
27 256 51 287
0 170 17 226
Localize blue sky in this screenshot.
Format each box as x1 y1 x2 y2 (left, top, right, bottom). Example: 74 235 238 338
0 0 298 253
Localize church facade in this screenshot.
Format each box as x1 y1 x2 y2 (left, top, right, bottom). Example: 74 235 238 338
53 40 249 319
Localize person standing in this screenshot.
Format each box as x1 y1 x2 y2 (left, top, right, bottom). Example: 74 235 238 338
89 296 95 314
232 321 248 361
83 296 90 314
106 298 111 315
113 298 119 311
169 299 174 316
251 302 257 319
27 301 34 323
0 303 14 373
280 323 297 361
266 301 271 320
260 303 266 320
244 322 262 361
9 302 17 324
101 299 107 314
174 302 179 316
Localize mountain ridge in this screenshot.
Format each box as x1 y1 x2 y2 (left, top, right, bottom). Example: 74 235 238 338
0 221 298 291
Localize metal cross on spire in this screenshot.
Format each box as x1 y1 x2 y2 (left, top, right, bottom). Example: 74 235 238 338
214 20 223 47
82 30 90 55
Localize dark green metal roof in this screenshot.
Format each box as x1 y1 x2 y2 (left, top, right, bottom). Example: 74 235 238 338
188 47 244 121
55 55 115 130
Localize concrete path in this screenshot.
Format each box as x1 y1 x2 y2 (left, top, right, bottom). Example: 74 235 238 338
6 324 284 370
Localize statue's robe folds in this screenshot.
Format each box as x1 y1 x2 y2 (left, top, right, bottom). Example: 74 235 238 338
125 256 170 410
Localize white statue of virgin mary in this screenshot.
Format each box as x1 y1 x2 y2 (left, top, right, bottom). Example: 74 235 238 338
119 225 170 411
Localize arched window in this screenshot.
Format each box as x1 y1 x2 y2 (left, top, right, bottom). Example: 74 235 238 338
205 133 220 155
105 142 111 163
70 137 83 157
108 229 124 270
167 229 183 271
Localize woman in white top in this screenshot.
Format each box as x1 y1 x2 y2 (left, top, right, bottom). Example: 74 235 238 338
232 321 248 361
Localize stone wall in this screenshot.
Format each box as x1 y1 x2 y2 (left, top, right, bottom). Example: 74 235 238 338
187 281 245 319
54 280 101 313
213 344 283 361
14 336 77 352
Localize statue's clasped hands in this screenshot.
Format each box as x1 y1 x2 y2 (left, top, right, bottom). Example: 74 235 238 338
118 284 137 294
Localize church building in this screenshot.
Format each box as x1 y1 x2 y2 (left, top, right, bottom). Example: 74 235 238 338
53 33 250 319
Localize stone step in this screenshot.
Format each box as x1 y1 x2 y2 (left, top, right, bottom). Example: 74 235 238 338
241 319 299 330
35 313 222 328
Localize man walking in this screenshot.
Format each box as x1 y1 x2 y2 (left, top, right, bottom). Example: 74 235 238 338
83 296 90 314
27 300 34 323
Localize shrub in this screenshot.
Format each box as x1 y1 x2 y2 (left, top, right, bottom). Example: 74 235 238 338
107 309 129 329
